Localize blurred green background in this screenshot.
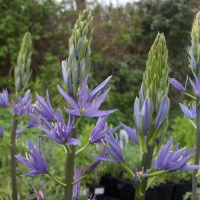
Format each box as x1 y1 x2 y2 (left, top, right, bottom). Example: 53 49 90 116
0 0 199 199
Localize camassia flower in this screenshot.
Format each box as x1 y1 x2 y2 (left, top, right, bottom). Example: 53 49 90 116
134 97 151 135
133 167 151 188
15 139 48 176
12 90 32 116
121 123 138 144
190 74 200 98
89 116 121 144
179 103 196 119
0 89 9 107
0 127 3 138
83 148 107 175
169 76 188 92
33 90 57 122
152 137 200 172
33 181 46 200
92 133 124 163
72 166 82 200
40 109 80 146
57 76 116 117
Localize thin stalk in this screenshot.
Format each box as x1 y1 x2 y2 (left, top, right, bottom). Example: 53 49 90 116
192 98 200 200
134 144 154 200
75 142 91 155
118 162 134 179
1 139 12 147
46 174 67 187
10 115 18 200
64 128 76 200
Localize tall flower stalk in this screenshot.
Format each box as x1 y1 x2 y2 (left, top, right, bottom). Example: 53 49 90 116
134 33 169 200
62 10 94 200
189 11 200 200
11 32 32 200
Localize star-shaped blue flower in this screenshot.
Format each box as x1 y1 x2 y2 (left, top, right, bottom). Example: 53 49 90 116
57 76 116 117
152 137 200 171
15 139 48 176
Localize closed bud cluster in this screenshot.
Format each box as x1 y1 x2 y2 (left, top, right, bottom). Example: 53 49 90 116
62 10 94 96
189 12 200 71
14 32 32 93
141 33 169 116
132 33 169 149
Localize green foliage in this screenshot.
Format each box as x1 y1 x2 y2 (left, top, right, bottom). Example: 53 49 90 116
171 115 196 149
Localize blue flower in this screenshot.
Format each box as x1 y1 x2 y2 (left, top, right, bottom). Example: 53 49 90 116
57 76 116 117
0 89 9 107
15 139 48 176
154 95 169 129
169 76 188 92
33 181 46 200
179 103 196 119
83 148 107 175
73 166 82 200
33 90 57 122
12 90 32 116
134 97 151 135
40 109 80 146
133 167 151 188
121 123 138 144
89 116 121 144
92 133 124 163
16 122 25 138
0 127 3 138
190 75 200 97
152 137 200 171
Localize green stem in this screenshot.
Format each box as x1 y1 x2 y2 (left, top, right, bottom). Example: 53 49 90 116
73 116 82 129
64 128 76 200
72 174 88 185
10 115 18 200
65 145 72 154
182 92 197 100
146 170 167 178
46 174 67 187
118 162 134 179
1 138 12 147
135 144 154 200
192 98 200 200
75 142 91 155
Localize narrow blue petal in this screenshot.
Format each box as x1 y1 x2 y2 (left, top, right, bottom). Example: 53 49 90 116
169 78 186 92
121 123 138 143
179 103 196 119
154 96 169 129
88 76 112 102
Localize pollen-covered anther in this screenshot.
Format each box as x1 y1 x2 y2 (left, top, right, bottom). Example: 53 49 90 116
81 108 86 113
177 155 183 162
62 138 66 143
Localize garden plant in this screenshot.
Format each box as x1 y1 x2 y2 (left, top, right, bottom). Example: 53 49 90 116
1 9 200 200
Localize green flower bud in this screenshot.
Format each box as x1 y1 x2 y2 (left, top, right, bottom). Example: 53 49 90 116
189 11 200 72
14 32 32 93
63 10 94 96
141 33 169 116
